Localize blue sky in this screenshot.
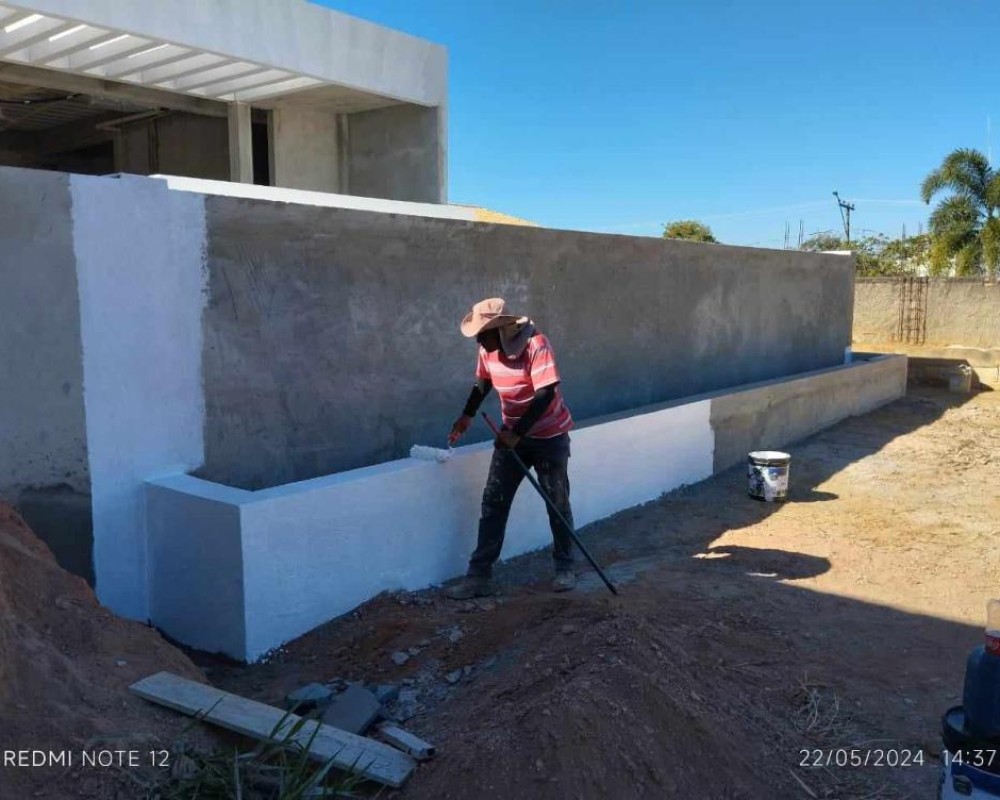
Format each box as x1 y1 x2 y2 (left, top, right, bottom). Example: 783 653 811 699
317 1 999 248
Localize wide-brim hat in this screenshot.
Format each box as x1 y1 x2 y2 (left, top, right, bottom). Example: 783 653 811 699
460 297 526 337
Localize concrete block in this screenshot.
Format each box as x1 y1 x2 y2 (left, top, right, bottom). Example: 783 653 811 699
285 683 334 712
370 684 400 704
321 685 382 735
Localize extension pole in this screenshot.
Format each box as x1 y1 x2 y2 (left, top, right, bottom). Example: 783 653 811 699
482 413 618 596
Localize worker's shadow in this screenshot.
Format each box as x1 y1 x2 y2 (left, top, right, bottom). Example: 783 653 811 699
693 545 830 581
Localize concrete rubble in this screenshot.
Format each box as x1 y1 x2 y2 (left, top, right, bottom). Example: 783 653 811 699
321 684 382 735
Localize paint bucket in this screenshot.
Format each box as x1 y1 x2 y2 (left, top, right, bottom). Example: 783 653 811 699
941 706 1000 798
747 451 790 502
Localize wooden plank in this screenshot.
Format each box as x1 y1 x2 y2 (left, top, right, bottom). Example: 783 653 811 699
376 722 436 761
129 672 413 788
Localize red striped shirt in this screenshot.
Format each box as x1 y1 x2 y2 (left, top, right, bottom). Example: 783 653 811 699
476 333 573 438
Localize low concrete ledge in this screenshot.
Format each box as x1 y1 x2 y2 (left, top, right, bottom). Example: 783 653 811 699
146 355 906 661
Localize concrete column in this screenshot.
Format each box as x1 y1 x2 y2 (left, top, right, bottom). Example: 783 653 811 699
227 101 253 184
336 113 350 195
270 106 341 193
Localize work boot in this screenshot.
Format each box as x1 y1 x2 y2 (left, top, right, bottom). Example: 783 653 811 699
445 576 497 600
552 571 577 593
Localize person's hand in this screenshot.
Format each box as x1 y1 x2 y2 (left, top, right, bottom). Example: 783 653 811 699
494 428 521 449
448 415 473 445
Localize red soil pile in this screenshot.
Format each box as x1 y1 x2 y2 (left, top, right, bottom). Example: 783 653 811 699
0 502 208 798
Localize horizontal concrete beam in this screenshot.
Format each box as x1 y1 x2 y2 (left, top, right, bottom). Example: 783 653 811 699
0 61 228 117
3 0 447 106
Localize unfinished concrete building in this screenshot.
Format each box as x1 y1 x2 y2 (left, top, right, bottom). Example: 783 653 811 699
0 0 447 200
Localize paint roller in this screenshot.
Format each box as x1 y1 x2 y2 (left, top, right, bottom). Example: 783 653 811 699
409 444 453 463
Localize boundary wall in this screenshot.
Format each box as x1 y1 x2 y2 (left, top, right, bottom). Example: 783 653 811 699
147 354 906 661
0 164 864 629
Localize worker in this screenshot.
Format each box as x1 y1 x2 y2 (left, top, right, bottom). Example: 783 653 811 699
445 297 576 599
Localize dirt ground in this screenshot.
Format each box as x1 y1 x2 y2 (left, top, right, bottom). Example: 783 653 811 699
196 387 999 799
0 503 217 799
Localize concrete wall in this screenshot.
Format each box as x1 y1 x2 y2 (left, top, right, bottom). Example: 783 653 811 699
199 196 855 489
119 113 229 182
271 106 342 193
0 168 92 578
854 278 1000 348
709 354 908 472
70 173 207 620
0 166 859 626
347 104 444 202
147 355 905 661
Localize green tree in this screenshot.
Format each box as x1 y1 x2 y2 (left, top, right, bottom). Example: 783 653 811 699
802 232 929 277
880 233 932 274
800 232 847 252
920 148 1000 276
662 220 717 243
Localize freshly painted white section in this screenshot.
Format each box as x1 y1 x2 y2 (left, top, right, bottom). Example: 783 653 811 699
1 0 446 105
144 356 909 661
147 399 714 661
71 172 207 620
152 174 476 222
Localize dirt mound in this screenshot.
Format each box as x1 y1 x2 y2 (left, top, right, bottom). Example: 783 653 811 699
401 590 805 800
0 503 208 798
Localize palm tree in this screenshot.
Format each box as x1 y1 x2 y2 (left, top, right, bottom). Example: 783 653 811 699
920 148 1000 276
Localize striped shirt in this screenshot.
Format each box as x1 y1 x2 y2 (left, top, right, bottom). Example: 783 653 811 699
476 333 573 438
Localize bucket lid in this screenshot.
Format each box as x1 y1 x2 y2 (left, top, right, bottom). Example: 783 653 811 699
748 451 790 466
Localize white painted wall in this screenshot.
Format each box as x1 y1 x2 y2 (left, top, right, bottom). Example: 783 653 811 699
144 357 907 662
71 173 207 620
147 399 714 661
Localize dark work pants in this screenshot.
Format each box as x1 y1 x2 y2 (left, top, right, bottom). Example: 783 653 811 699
468 433 574 577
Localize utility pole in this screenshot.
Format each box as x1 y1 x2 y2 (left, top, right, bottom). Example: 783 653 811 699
833 191 855 244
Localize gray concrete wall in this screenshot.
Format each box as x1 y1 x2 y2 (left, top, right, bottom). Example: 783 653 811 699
346 104 443 203
709 354 907 473
854 278 1000 347
271 106 342 193
119 113 229 182
199 197 855 489
0 167 92 578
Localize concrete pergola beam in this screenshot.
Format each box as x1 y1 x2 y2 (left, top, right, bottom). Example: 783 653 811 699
0 0 446 107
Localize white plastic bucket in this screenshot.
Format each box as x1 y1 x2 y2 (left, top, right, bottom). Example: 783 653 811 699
747 451 790 502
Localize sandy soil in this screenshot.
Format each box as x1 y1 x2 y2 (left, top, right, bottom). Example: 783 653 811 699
199 387 999 799
0 503 217 799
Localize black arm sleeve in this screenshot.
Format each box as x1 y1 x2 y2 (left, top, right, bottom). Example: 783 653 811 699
512 383 557 436
462 378 493 417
